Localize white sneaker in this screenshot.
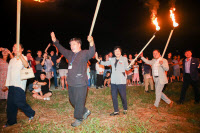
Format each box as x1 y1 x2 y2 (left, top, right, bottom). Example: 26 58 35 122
46 97 50 100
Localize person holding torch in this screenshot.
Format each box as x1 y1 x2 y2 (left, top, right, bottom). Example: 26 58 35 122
50 32 95 127
140 50 173 111
3 44 35 128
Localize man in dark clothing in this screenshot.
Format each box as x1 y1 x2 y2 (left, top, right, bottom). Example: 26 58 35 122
50 32 95 127
177 50 200 104
35 50 43 80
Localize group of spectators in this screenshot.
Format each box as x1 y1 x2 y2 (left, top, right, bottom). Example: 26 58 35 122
1 46 199 100
0 41 200 128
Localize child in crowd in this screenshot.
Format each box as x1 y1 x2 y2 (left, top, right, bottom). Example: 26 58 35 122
96 57 104 89
132 61 140 85
104 71 111 87
126 64 134 86
32 72 52 100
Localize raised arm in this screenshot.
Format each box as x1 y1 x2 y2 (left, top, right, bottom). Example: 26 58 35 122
86 36 95 60
50 32 71 59
45 43 51 53
95 52 111 66
53 44 59 56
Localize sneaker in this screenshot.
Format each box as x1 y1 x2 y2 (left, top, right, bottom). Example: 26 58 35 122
46 97 50 100
28 116 34 123
123 110 127 114
110 112 119 116
83 110 91 120
71 119 82 127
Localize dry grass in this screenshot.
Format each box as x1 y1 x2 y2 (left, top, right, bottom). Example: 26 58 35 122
0 82 200 133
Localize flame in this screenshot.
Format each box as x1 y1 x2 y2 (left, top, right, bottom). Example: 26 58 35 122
34 0 45 3
152 14 160 31
170 8 179 27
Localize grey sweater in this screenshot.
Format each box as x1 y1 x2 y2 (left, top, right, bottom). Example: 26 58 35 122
100 56 130 84
54 40 95 87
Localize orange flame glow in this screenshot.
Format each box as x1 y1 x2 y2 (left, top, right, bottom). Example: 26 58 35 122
170 8 179 27
152 14 160 31
34 0 45 3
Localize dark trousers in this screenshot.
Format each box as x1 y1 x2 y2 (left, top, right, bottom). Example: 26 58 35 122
7 86 35 125
35 70 41 80
52 67 58 87
180 74 199 102
68 85 88 120
111 84 127 112
96 74 103 88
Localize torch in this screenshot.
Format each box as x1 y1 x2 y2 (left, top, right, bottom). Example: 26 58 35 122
16 0 21 52
89 0 102 36
128 15 160 68
161 8 179 58
16 0 43 56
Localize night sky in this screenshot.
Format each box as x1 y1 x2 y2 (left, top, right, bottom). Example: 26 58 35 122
0 0 200 58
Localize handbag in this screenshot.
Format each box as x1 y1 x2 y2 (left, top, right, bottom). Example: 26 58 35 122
20 66 35 80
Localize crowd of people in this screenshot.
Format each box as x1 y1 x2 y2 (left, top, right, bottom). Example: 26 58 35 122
0 34 200 127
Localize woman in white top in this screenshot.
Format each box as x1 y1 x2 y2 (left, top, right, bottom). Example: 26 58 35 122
3 44 35 128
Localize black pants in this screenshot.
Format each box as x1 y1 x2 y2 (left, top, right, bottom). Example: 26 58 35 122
179 74 199 102
68 85 88 120
96 74 103 88
111 84 127 112
35 70 41 80
7 86 35 125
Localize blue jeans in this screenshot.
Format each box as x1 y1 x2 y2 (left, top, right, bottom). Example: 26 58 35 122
90 70 97 86
111 84 127 112
7 86 35 125
52 67 58 87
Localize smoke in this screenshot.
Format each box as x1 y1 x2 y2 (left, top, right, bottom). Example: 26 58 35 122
169 0 176 8
144 0 160 19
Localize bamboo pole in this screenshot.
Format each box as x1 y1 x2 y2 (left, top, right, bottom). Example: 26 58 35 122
89 0 102 36
16 0 21 51
161 29 174 58
128 34 156 68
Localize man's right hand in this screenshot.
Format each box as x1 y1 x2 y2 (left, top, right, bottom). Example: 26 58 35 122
51 32 56 42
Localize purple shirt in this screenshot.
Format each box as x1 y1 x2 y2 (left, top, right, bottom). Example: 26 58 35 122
185 57 191 73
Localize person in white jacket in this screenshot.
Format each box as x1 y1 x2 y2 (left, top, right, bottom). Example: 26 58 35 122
96 46 130 116
140 50 173 111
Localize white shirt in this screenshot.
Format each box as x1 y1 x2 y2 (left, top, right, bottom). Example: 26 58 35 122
134 65 139 73
96 63 104 75
5 55 28 91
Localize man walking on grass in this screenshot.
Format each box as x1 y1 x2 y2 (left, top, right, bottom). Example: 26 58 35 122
50 32 95 127
140 50 173 111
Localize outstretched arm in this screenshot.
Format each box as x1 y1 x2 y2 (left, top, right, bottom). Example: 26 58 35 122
50 32 72 60
86 36 95 60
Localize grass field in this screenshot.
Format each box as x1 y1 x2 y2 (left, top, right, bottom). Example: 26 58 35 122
0 82 200 133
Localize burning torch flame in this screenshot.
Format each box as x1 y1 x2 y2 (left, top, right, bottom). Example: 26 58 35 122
170 8 179 27
152 14 160 31
34 0 45 3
